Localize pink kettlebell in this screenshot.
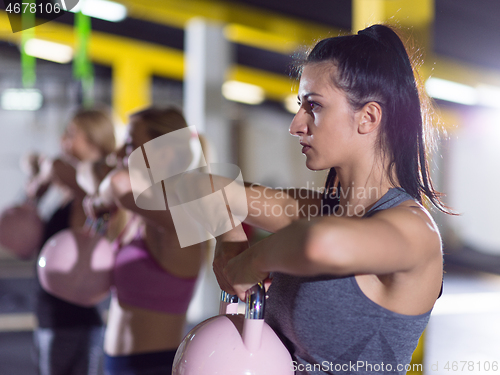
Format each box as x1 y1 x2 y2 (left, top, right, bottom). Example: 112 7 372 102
37 224 115 306
0 201 44 260
173 283 293 375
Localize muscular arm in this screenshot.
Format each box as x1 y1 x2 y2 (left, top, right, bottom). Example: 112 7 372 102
101 167 324 238
173 169 323 233
212 182 323 293
213 224 249 295
224 203 442 299
243 183 323 232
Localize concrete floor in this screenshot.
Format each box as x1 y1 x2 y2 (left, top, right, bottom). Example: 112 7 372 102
425 269 500 374
0 331 38 375
0 259 38 375
0 256 109 375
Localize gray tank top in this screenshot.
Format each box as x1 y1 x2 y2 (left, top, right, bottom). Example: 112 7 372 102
265 188 431 375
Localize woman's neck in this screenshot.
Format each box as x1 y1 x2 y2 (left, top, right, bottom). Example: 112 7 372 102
334 159 396 217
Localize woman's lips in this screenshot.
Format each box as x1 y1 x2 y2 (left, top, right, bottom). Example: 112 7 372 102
300 143 311 154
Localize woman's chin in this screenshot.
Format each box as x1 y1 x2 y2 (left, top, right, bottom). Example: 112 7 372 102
305 160 322 171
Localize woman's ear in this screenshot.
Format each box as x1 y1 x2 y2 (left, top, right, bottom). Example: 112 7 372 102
358 102 382 134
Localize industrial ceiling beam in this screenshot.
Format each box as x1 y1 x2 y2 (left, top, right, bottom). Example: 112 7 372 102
0 10 296 121
1 0 500 122
118 0 339 54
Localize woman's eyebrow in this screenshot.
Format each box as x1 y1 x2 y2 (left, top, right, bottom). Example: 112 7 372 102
301 92 323 100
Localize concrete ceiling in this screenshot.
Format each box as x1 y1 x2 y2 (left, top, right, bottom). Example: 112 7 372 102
433 0 500 70
226 0 500 72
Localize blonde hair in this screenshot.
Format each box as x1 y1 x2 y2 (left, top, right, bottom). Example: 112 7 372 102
72 108 116 157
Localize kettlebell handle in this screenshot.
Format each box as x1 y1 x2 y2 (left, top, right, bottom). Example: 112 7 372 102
242 283 266 352
245 282 265 320
219 291 239 315
219 283 266 319
220 290 239 304
84 215 109 236
217 284 266 352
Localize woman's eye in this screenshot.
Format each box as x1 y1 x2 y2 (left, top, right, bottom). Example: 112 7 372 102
308 101 320 111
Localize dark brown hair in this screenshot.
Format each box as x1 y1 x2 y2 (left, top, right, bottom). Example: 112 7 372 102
131 107 188 139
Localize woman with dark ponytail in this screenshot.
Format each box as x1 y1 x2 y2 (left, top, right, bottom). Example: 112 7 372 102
213 24 450 374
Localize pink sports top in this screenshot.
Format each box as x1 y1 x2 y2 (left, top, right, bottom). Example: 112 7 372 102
112 232 198 314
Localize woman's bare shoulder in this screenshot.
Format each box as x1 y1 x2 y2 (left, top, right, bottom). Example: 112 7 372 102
372 199 442 258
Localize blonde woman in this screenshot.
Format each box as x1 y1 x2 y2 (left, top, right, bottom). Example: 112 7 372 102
28 107 116 375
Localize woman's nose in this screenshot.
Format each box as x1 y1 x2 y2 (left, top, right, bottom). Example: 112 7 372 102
289 111 308 137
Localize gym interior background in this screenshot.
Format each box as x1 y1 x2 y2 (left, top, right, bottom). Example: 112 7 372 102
1 0 500 374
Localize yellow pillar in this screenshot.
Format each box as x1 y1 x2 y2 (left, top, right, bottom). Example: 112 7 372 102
113 58 152 125
352 2 434 375
352 0 434 79
407 332 425 375
352 0 434 33
352 0 386 33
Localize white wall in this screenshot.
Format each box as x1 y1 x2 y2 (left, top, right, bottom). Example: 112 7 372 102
446 108 500 254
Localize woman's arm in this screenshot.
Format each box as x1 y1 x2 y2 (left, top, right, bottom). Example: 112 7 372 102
175 171 323 233
223 203 442 300
26 157 86 200
243 183 323 232
92 168 174 229
212 182 323 293
98 165 324 235
212 224 249 295
51 158 86 196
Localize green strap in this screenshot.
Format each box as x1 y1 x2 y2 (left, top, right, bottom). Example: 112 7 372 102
21 0 36 88
74 10 94 107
